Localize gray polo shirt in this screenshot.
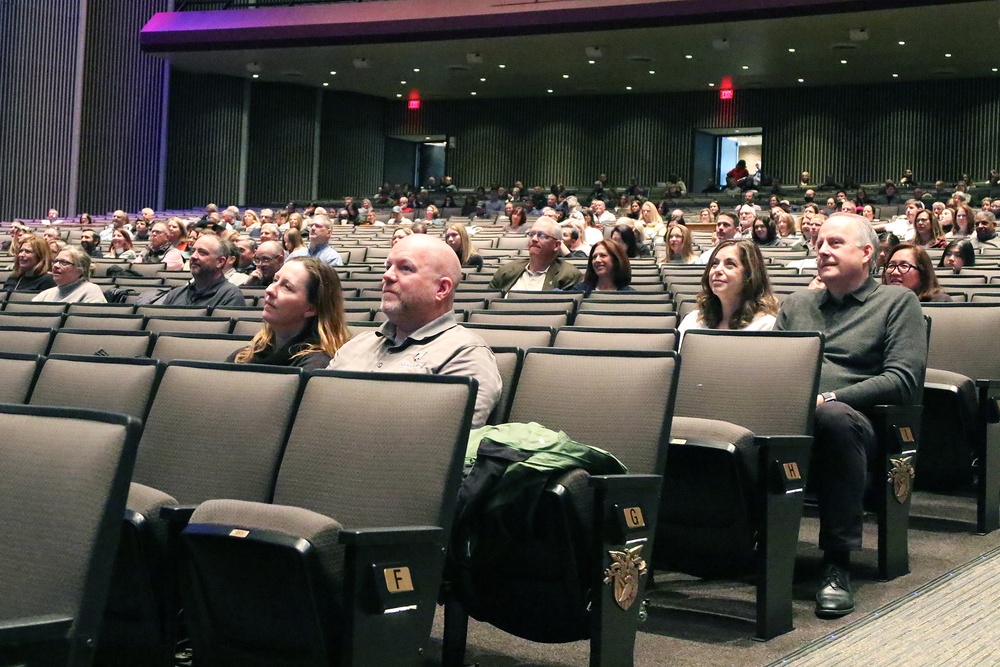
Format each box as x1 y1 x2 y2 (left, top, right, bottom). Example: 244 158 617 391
775 277 926 409
328 312 502 428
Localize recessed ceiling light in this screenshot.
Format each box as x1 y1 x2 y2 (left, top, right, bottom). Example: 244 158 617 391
898 41 905 46
685 54 693 59
471 91 477 96
625 86 632 90
323 82 329 87
480 77 486 82
788 48 796 53
562 74 570 79
994 68 999 72
396 93 402 98
329 71 337 75
547 89 553 93
840 60 847 64
945 53 952 58
797 78 804 83
252 74 259 79
588 60 595 64
400 80 406 85
708 82 715 86
742 65 749 70
648 70 655 75
892 73 899 78
413 68 420 72
498 64 506 69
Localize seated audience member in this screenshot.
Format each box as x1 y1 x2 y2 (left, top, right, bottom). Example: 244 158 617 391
726 159 751 189
504 206 529 234
32 246 106 303
230 258 349 370
569 240 635 295
411 222 429 234
875 232 901 274
697 208 713 224
136 221 185 270
882 243 951 302
776 211 800 244
4 222 27 254
584 208 607 246
133 218 150 242
861 204 878 224
752 217 781 246
259 222 281 243
233 235 256 275
222 239 250 286
3 236 57 292
625 200 642 220
611 223 651 258
736 204 758 238
391 227 414 247
445 223 484 271
80 229 103 258
306 215 344 267
911 210 947 248
776 213 926 619
242 210 261 237
245 240 284 287
489 217 582 293
167 217 189 252
663 223 699 264
43 227 62 252
971 211 1000 250
640 201 665 241
591 199 616 224
561 221 591 258
938 208 956 236
949 205 976 239
328 234 501 428
155 235 246 307
99 209 133 242
697 212 740 263
422 204 442 225
678 240 778 335
284 228 308 259
939 238 976 273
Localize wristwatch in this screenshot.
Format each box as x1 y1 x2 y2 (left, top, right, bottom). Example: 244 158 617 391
821 392 837 403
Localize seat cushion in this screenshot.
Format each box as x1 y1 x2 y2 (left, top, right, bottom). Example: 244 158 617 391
672 416 758 483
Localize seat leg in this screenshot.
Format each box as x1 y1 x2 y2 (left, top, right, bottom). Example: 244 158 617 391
976 419 1000 535
441 597 469 667
755 438 811 641
878 449 914 581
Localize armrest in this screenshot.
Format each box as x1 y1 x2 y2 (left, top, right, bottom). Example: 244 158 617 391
339 526 442 547
873 404 922 421
975 379 1000 390
0 615 73 646
589 474 661 493
159 504 198 529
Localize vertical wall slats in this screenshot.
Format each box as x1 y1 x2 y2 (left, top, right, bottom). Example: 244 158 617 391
317 90 385 199
245 81 315 206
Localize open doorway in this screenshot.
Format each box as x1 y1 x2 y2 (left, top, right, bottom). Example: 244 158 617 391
384 134 448 189
692 127 763 193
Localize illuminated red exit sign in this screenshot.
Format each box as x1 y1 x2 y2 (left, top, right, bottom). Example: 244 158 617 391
408 99 421 110
719 89 734 100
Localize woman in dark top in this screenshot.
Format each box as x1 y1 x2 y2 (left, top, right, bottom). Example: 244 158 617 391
570 240 635 294
882 243 952 302
939 238 975 273
460 195 478 218
3 236 57 292
444 223 484 271
610 224 651 258
230 257 351 370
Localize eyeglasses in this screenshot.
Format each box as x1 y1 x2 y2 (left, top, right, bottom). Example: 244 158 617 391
52 259 79 268
885 261 919 274
526 231 556 241
255 255 280 263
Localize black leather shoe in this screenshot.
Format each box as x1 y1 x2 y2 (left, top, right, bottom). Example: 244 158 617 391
815 563 855 618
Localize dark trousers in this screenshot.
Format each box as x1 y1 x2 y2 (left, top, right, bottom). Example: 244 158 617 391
813 402 877 552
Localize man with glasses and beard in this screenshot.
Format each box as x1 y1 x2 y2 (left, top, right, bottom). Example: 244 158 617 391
488 217 582 293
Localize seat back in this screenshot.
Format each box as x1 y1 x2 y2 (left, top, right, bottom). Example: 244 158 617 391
49 329 153 357
0 404 142 657
487 347 524 424
573 311 677 329
62 314 145 331
0 312 63 329
143 316 233 335
675 330 824 436
273 371 476 532
0 352 44 404
922 304 1000 380
0 325 53 355
29 355 162 421
553 326 676 351
463 323 554 348
150 333 252 363
132 362 302 503
507 348 678 474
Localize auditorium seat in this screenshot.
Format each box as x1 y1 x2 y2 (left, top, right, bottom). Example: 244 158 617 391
553 326 677 351
463 322 555 348
142 315 233 335
0 325 53 355
28 355 161 421
0 352 44 403
49 329 154 357
149 332 252 363
62 314 145 331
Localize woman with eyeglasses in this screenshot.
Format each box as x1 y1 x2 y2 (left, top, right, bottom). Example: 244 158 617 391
911 210 947 249
4 236 57 292
31 245 106 303
946 204 976 238
444 223 483 271
882 243 951 302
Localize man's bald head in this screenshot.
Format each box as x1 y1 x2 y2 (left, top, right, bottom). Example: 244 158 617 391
381 235 461 336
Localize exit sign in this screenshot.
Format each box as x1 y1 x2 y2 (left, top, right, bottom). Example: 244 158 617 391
408 99 421 109
720 89 734 100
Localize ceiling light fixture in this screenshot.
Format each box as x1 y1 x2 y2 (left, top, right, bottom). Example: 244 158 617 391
547 89 553 93
797 78 804 82
588 60 595 65
708 82 715 87
323 82 329 87
471 91 477 95
898 41 906 45
480 77 486 82
892 73 899 78
625 86 632 90
788 48 796 53
396 93 402 98
994 68 999 72
648 70 655 75
329 70 337 75
945 53 952 57
742 65 749 70
498 64 506 69
685 54 693 59
413 68 420 72
251 74 259 79
840 60 848 64
400 80 406 85
562 74 570 79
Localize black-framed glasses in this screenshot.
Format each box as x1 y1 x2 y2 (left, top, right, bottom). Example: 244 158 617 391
885 261 919 274
526 231 556 241
52 259 79 268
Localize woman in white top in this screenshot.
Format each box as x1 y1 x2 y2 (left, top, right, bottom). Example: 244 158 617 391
32 246 107 303
677 240 778 340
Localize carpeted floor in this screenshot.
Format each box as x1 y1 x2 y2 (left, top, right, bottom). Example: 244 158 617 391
424 491 1000 666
